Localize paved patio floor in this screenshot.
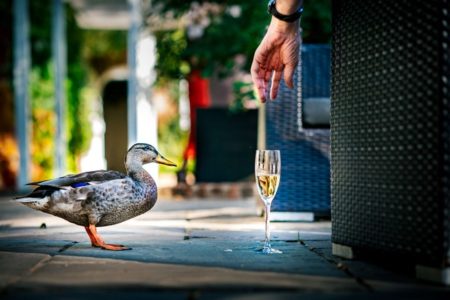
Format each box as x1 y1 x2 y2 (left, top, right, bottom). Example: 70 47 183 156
0 196 449 299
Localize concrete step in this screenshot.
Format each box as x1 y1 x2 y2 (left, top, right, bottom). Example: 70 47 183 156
159 182 256 200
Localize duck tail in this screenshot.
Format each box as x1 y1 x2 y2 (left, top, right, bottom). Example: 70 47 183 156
14 185 60 208
16 197 50 212
14 196 39 202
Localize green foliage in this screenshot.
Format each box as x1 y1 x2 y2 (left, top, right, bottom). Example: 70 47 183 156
65 64 91 171
29 0 52 67
154 29 189 84
30 63 55 111
158 115 189 174
185 1 268 77
153 0 331 82
82 30 127 57
229 81 257 113
66 5 91 171
81 30 127 75
28 0 91 175
302 0 332 43
29 63 55 179
153 0 269 81
28 0 55 179
156 83 189 174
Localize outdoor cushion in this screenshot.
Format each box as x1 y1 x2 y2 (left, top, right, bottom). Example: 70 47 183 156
302 97 330 127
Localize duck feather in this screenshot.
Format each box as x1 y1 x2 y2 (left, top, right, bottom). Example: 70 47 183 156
27 170 127 188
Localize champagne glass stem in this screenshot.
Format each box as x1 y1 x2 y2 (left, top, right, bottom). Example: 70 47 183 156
264 203 271 250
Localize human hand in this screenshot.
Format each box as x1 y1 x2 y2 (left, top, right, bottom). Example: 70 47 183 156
251 18 300 102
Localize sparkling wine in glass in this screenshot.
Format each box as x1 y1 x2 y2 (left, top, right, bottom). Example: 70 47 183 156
255 150 281 254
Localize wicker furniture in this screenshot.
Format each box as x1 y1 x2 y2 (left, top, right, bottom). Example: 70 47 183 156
265 44 331 220
331 0 450 284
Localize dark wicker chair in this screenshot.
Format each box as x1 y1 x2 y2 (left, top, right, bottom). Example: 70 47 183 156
265 44 331 220
331 0 450 284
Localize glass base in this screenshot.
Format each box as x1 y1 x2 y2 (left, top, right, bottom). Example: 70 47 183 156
256 245 283 254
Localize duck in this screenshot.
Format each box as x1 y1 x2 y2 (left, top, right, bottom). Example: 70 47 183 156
15 143 176 251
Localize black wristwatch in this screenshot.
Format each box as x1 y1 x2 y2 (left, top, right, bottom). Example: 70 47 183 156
268 0 303 23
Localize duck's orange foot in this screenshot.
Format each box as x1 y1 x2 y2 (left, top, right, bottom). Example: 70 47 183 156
91 243 125 248
85 225 131 251
99 244 131 251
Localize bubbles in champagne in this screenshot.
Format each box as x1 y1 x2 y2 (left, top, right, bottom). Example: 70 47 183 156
256 174 280 203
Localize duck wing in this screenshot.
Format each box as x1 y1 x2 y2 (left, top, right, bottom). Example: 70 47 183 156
15 170 128 202
27 170 127 188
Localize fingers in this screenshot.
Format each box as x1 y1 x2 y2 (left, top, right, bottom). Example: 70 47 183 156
280 37 299 90
283 63 296 89
252 45 273 103
251 58 267 103
263 51 275 81
252 58 297 102
270 67 283 100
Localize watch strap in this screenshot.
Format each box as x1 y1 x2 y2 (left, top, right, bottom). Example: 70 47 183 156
268 0 303 23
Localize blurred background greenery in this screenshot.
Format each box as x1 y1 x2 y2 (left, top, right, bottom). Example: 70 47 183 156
0 0 330 188
153 0 331 81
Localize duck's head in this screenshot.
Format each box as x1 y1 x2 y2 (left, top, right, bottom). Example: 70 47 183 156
126 143 177 168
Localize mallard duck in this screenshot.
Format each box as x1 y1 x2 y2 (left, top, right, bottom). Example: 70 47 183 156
15 143 176 251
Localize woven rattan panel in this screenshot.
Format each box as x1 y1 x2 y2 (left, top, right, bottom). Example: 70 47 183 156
266 44 331 214
443 0 450 264
331 0 449 266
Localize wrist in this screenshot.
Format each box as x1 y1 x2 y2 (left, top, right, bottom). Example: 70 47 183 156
268 0 303 24
269 16 299 34
276 0 303 15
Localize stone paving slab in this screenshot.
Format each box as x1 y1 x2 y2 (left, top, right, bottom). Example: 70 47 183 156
1 252 449 300
0 198 339 276
9 253 363 291
1 197 450 299
0 232 344 277
0 252 50 290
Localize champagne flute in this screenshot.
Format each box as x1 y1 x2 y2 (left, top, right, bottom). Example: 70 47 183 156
255 150 282 254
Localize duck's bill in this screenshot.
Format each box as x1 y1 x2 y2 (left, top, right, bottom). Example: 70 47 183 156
155 155 177 167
